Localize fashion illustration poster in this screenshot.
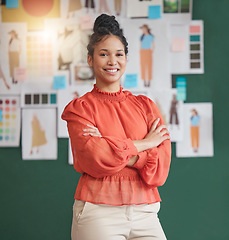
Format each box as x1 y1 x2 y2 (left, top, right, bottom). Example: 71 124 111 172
122 19 170 90
149 89 184 142
0 23 27 94
176 102 214 157
22 108 57 160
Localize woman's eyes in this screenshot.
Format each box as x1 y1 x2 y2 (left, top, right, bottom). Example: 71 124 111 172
99 53 124 57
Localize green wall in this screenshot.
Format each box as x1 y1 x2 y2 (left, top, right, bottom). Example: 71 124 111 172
1 0 229 239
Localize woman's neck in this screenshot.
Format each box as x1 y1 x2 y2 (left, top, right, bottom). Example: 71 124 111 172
95 81 121 93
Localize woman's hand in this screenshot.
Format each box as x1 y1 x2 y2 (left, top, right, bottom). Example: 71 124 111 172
144 118 170 149
133 118 170 153
83 124 102 137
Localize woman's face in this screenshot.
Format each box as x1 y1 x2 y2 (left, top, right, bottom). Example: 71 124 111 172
87 35 127 89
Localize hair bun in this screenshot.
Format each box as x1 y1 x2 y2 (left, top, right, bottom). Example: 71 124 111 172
93 14 120 34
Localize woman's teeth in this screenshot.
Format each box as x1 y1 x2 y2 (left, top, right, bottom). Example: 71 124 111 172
106 69 118 72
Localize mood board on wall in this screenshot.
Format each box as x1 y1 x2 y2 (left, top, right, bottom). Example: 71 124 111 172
0 0 213 161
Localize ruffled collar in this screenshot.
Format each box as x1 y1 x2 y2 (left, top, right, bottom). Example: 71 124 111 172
91 84 126 102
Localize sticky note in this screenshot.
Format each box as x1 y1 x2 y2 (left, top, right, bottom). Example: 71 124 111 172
6 0 19 8
125 74 138 88
80 15 94 30
148 5 161 19
0 109 2 122
171 38 185 52
176 76 187 101
53 75 66 89
14 67 27 81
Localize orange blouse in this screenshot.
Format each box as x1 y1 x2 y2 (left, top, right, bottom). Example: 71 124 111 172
62 85 171 206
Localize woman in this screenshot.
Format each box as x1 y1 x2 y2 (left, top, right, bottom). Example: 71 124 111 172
8 30 21 84
62 14 171 240
140 24 155 87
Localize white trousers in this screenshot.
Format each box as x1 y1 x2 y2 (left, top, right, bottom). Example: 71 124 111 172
71 200 167 240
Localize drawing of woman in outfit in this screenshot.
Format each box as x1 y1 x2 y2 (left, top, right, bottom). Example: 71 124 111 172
30 113 47 155
85 0 95 13
98 0 111 14
190 109 200 152
114 0 122 15
8 30 21 84
67 0 82 18
169 94 179 128
139 24 155 87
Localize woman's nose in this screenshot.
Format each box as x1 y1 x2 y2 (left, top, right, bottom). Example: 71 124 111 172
108 56 117 65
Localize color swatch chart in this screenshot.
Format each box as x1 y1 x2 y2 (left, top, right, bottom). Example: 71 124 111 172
0 96 20 147
23 93 57 107
189 21 204 72
27 33 53 79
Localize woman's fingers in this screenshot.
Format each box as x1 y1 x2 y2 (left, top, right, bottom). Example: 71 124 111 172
83 125 102 137
150 118 160 132
159 129 170 137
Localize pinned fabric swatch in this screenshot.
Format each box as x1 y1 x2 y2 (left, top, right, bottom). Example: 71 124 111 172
6 0 19 8
148 5 161 19
53 75 66 89
176 76 187 101
171 38 185 52
125 74 138 88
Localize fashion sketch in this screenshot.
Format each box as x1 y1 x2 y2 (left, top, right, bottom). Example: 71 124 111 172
190 108 200 152
139 24 155 87
8 30 21 84
30 113 47 155
169 94 179 127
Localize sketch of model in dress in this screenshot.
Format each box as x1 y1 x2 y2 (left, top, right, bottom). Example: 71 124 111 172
8 30 21 84
169 94 179 129
57 26 77 71
85 0 96 13
190 108 200 153
67 0 82 18
98 0 111 14
139 24 155 87
30 113 47 155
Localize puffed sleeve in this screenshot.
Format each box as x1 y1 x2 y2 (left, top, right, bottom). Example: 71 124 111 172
61 98 138 178
132 95 171 188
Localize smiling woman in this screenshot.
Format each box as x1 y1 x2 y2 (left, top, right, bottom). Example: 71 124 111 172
62 14 171 240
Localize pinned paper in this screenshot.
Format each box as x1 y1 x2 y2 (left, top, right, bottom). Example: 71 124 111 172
125 74 138 88
176 76 187 101
14 67 27 82
6 0 19 8
148 5 161 19
171 38 185 52
53 76 66 89
80 15 94 30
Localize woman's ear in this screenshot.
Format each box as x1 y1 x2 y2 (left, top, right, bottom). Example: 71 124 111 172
87 54 93 67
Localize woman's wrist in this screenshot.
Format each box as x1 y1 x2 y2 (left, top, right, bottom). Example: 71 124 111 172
132 139 151 153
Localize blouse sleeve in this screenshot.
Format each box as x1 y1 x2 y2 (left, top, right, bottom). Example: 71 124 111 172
61 98 138 178
132 95 171 188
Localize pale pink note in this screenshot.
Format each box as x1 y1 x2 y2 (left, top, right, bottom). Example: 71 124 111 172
80 15 94 30
14 67 27 81
171 38 186 52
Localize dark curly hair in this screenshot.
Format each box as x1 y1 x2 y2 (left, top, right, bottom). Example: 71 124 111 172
87 14 128 57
